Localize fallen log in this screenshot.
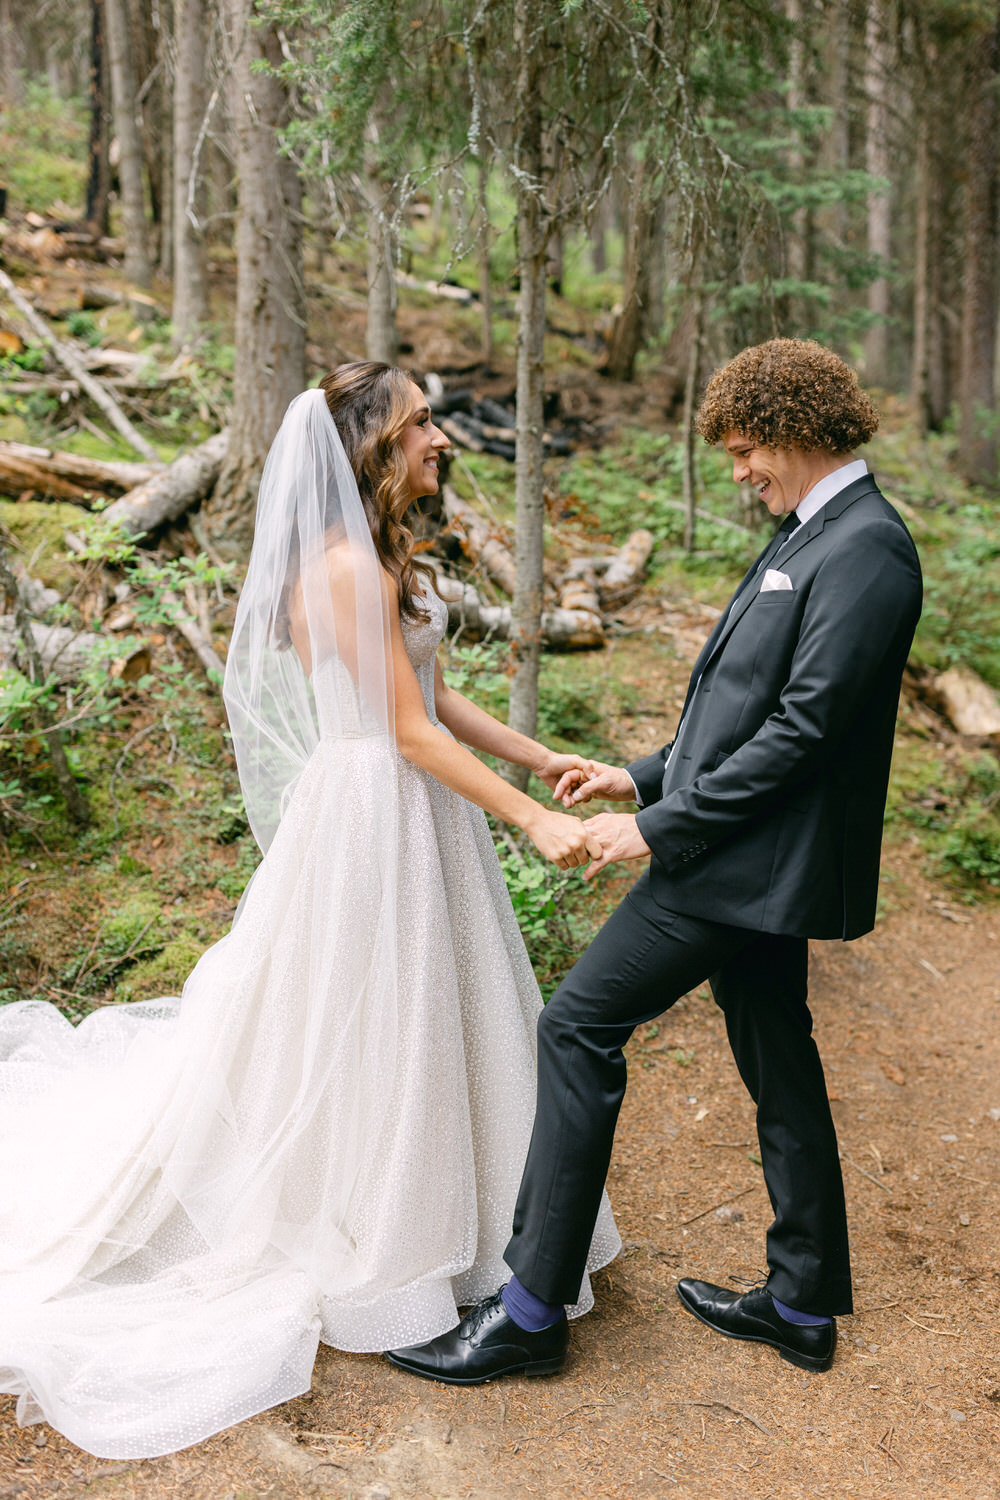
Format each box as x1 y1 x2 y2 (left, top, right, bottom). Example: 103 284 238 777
432 569 605 651
928 664 1000 737
0 267 160 463
396 270 475 304
557 558 604 645
101 430 229 537
600 529 655 608
164 590 225 680
0 441 162 503
441 484 518 597
0 615 150 685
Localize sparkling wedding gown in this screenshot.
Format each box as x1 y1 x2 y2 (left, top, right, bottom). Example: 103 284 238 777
0 589 620 1460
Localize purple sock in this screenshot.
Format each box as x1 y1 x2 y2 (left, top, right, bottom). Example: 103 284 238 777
771 1294 832 1327
501 1274 563 1331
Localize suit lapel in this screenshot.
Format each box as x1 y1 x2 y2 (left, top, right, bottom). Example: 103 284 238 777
697 475 880 672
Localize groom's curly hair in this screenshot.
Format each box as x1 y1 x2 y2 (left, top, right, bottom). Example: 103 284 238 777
696 338 879 453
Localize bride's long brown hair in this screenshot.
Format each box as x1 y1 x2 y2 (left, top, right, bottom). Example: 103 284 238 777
320 362 435 621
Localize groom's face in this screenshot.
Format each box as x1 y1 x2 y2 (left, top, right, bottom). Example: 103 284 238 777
723 432 815 518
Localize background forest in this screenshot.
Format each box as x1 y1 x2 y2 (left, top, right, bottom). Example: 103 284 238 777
1 0 1000 1012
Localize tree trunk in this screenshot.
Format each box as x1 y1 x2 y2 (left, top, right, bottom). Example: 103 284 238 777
85 0 112 234
864 0 891 386
171 0 210 347
157 5 173 276
477 161 494 366
364 116 399 366
821 0 850 250
211 0 305 549
104 0 151 287
505 0 547 787
605 160 657 383
0 0 24 108
785 0 809 300
911 97 931 436
959 16 1000 486
681 288 704 554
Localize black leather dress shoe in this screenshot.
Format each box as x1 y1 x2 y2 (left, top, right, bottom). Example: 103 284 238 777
385 1289 567 1385
676 1278 836 1372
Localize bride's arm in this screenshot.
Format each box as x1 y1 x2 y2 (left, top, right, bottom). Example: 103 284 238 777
388 596 600 869
432 660 584 789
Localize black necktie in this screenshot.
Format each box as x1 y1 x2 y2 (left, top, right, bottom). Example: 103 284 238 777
757 511 800 572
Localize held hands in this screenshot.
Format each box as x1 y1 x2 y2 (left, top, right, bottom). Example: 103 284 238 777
548 756 638 808
525 807 604 871
580 813 650 880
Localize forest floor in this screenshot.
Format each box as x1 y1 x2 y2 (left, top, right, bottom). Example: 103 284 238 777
3 628 999 1500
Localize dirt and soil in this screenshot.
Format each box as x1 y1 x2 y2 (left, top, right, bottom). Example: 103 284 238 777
3 614 999 1500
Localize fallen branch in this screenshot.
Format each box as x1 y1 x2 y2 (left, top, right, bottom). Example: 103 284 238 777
840 1151 893 1194
665 1184 755 1230
102 430 229 536
0 441 162 503
0 542 89 824
600 529 655 608
664 1400 773 1439
0 616 149 685
396 270 475 304
0 267 160 463
442 483 518 596
557 558 604 646
164 590 225 681
433 569 606 650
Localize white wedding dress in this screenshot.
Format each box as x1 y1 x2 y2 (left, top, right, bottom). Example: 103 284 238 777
0 588 620 1460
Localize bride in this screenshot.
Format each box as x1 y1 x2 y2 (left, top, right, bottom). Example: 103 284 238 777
0 363 620 1460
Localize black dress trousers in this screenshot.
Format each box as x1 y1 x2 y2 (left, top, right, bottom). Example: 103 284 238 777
503 871 852 1316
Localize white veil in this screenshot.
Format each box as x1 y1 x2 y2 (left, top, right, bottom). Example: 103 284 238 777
223 386 394 852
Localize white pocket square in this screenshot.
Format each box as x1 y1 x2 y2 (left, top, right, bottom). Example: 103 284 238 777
760 569 793 592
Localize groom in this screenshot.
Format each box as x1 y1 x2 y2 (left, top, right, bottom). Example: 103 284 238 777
387 338 922 1382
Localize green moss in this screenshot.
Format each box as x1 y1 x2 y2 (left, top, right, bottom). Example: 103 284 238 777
115 935 205 1004
0 499 85 592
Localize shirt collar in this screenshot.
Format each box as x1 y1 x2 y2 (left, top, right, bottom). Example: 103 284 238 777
793 458 869 528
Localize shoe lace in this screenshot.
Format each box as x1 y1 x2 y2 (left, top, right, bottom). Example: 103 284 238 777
461 1289 506 1339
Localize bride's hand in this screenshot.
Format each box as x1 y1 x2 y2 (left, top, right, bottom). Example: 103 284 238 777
552 759 636 807
534 750 593 796
524 808 604 870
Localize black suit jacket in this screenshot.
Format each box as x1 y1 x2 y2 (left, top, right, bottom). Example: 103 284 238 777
627 476 922 940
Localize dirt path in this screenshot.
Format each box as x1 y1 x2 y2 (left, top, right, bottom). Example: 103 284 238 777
3 843 998 1500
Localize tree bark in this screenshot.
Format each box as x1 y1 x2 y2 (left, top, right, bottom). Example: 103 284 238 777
605 160 658 382
911 96 932 436
0 0 24 108
785 0 809 299
103 429 228 535
505 0 547 786
959 15 1000 486
477 160 494 366
171 0 210 347
85 0 111 234
681 288 704 553
363 117 399 366
104 0 152 287
211 0 305 549
0 442 161 502
864 0 892 386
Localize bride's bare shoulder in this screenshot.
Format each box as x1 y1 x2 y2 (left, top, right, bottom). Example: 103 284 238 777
320 539 398 612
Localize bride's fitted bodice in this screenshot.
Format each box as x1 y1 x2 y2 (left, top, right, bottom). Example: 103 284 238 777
312 587 448 738
402 589 448 723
